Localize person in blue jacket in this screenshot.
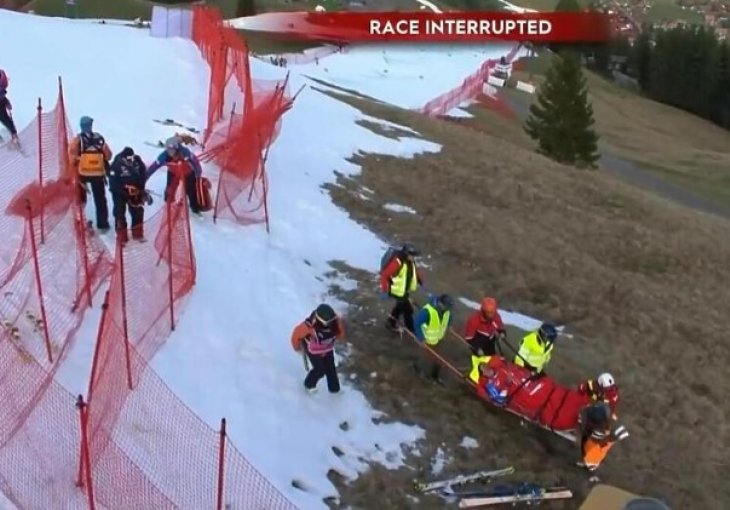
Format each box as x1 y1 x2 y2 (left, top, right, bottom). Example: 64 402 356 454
146 136 203 214
413 293 454 382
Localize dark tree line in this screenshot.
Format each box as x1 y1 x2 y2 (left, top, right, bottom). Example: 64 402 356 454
552 0 730 130
628 25 730 129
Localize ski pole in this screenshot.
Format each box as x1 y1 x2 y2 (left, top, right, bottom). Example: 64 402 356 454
302 348 310 372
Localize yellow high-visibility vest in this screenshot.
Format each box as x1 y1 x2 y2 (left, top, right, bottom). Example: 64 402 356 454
514 331 553 372
389 260 418 297
422 304 450 346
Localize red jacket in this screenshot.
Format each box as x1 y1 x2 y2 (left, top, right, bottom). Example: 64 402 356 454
464 310 505 343
379 256 423 293
578 379 619 415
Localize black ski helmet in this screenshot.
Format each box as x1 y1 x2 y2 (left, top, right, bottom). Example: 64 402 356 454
315 304 336 324
538 323 558 343
401 242 419 257
437 294 454 310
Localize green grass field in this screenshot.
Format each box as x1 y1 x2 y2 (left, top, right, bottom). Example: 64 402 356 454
498 51 730 211
237 29 325 54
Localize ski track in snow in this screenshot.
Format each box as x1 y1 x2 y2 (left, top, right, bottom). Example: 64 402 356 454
0 8 548 509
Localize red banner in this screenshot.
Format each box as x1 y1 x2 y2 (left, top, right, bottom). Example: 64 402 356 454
239 11 615 43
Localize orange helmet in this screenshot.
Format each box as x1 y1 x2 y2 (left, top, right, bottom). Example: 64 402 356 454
481 297 498 317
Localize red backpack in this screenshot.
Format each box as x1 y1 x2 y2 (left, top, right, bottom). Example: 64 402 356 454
0 69 8 90
195 176 213 212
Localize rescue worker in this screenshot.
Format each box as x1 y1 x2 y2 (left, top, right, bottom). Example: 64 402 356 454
578 372 620 419
413 294 453 382
68 116 112 231
108 147 150 244
514 323 557 375
464 296 507 357
290 304 346 394
380 243 423 333
146 136 203 214
576 400 629 477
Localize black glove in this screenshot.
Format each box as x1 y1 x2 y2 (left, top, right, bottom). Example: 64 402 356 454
143 190 153 206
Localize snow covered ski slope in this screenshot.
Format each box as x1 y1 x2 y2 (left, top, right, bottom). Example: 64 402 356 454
0 8 538 509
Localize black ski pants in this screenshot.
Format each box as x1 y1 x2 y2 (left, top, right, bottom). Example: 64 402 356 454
304 350 340 393
79 175 109 229
0 108 17 136
388 295 414 332
165 171 200 213
469 334 500 357
112 192 144 240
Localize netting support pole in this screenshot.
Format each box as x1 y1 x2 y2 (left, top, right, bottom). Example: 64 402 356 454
183 192 196 285
37 98 46 244
75 396 97 510
212 102 236 224
248 130 273 234
26 201 53 364
260 138 271 235
216 418 227 510
118 240 134 390
166 200 176 331
86 290 110 407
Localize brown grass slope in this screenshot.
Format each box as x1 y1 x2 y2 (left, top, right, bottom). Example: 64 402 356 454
320 91 730 509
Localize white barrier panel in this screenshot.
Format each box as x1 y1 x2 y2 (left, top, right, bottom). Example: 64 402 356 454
487 75 506 88
494 62 512 78
150 6 193 39
516 81 536 94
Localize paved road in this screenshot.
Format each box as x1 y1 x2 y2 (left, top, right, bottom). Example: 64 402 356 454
502 93 730 220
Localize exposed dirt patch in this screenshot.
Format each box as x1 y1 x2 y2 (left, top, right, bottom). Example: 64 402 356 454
318 92 730 509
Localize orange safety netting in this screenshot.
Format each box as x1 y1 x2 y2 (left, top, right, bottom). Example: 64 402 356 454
192 5 295 230
1 74 297 508
419 44 523 118
82 147 295 509
0 82 113 509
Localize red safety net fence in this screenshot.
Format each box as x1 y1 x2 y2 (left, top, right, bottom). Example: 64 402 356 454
78 115 295 510
419 44 523 117
0 81 113 509
0 76 297 508
192 5 295 230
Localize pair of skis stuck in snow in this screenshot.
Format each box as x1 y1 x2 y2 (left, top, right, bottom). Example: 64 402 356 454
414 466 573 507
145 119 201 149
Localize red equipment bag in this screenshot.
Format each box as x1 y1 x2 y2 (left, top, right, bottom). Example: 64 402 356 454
195 176 213 212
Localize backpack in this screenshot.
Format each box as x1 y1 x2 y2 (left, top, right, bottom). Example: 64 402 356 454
380 246 399 274
0 69 8 90
195 176 213 212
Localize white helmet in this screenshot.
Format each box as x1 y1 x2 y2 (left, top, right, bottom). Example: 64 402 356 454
597 372 615 389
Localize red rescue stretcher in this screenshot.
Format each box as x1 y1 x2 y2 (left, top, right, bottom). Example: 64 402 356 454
408 331 587 442
472 356 591 442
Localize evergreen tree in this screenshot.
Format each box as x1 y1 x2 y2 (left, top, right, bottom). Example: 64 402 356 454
550 0 582 55
554 0 580 11
711 41 730 128
236 0 256 17
525 52 600 168
630 26 652 91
